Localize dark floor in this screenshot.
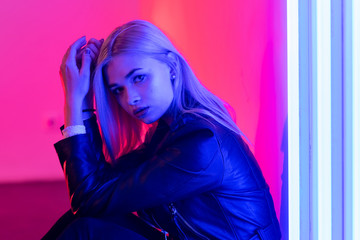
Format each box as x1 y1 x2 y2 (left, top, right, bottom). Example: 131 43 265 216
0 180 70 240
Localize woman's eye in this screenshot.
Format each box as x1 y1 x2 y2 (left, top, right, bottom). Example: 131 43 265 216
112 87 124 95
133 75 146 83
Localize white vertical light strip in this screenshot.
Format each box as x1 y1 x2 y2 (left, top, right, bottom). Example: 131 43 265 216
298 0 311 238
343 0 353 239
352 0 360 239
316 0 332 239
329 0 343 238
287 0 300 239
310 1 319 238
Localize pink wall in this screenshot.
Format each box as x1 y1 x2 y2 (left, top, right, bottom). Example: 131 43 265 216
0 0 286 219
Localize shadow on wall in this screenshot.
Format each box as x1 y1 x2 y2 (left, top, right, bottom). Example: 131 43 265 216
280 118 288 240
255 38 286 223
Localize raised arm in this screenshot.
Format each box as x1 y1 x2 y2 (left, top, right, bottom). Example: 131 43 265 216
59 36 103 128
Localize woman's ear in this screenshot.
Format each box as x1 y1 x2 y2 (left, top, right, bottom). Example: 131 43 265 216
166 51 179 71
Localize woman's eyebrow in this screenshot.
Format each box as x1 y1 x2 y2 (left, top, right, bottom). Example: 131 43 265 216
108 83 119 89
108 68 143 89
125 68 142 79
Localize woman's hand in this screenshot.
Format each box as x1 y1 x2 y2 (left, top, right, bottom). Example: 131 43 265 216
59 36 103 127
75 38 104 111
75 38 103 72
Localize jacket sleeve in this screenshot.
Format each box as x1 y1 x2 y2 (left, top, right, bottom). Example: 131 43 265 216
54 118 224 217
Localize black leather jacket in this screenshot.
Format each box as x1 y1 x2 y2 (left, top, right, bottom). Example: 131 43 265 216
54 114 281 240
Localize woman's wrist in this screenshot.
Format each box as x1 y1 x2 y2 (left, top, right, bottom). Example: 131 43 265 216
82 88 94 110
82 101 94 111
82 111 95 120
81 100 95 120
64 93 94 125
64 101 83 128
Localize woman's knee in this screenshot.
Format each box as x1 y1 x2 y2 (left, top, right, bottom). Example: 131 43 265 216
57 217 95 240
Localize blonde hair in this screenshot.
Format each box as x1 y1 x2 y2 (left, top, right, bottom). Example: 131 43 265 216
93 19 243 163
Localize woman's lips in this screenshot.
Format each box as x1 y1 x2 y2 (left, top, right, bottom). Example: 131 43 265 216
133 107 149 118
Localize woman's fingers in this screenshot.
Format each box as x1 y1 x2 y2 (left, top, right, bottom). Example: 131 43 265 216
77 47 96 62
86 44 99 60
86 38 104 59
75 38 103 67
67 36 87 65
80 49 92 79
88 38 104 49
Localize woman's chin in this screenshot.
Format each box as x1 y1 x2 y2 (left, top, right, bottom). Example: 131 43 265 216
138 116 158 125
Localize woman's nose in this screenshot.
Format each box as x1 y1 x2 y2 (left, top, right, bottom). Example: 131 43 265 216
126 88 141 105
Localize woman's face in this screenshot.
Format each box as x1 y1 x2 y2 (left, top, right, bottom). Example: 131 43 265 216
106 53 174 124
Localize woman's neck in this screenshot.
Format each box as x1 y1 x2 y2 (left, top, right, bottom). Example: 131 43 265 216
160 112 174 127
160 100 178 127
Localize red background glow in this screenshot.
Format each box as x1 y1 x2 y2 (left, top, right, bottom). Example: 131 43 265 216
0 0 287 220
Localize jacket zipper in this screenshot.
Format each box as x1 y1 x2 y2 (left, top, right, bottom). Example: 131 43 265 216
138 210 169 240
150 212 169 240
169 203 210 240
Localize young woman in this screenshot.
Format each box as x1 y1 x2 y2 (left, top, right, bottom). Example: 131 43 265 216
44 20 281 240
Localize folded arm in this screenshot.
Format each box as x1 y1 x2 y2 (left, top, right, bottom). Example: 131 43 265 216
54 119 224 217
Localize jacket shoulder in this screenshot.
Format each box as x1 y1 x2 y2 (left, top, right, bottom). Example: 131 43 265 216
158 115 225 173
173 114 224 134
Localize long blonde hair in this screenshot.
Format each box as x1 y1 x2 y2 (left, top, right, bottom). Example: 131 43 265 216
93 19 243 163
